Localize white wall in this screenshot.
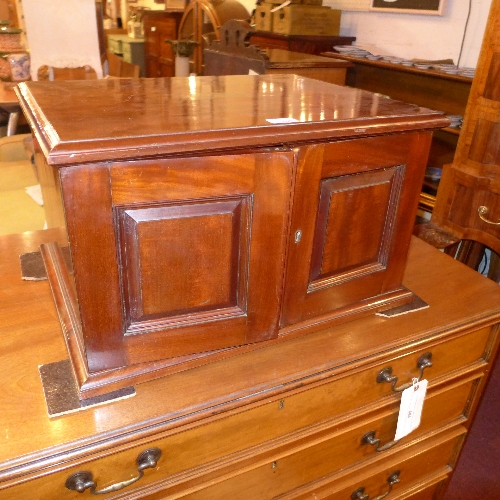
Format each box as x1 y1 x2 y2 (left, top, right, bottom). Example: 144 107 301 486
325 0 492 68
22 0 103 79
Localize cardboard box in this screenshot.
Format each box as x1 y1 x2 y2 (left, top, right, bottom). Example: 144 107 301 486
302 0 323 5
272 6 341 36
262 0 301 4
166 0 186 9
255 5 274 32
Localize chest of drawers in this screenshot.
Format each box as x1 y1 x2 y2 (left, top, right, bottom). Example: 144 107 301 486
1 233 499 499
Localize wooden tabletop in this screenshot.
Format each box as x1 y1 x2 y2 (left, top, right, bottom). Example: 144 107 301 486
1 229 500 482
264 49 353 69
16 74 449 166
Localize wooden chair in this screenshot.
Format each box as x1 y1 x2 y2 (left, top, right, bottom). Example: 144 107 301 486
119 60 140 78
106 51 140 78
178 0 250 75
414 0 500 280
106 51 122 77
203 20 267 76
37 65 98 81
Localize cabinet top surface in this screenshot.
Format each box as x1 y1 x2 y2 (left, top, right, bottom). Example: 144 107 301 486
16 74 448 166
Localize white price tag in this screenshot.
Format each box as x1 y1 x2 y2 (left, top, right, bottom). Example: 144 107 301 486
394 378 428 441
266 118 299 124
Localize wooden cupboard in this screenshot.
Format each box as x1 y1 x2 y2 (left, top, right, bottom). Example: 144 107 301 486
16 74 448 399
0 232 499 499
142 11 183 77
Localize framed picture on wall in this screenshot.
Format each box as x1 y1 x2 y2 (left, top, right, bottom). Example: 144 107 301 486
370 0 447 15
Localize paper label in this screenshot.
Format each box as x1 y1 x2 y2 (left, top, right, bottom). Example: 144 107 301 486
266 118 299 124
270 0 291 13
394 378 428 441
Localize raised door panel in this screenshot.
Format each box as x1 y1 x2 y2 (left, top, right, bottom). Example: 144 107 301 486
60 151 294 371
116 197 250 334
281 133 431 327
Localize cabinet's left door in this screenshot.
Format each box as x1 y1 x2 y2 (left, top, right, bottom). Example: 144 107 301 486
59 151 294 372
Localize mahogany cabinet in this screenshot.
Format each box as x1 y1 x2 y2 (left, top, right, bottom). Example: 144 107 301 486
142 11 183 77
1 233 499 499
15 74 448 399
248 32 356 55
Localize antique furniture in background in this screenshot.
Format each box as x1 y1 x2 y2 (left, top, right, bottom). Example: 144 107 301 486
203 20 352 85
16 74 447 399
106 51 140 78
430 0 500 260
321 51 473 213
177 0 249 74
248 31 356 56
142 10 183 77
36 65 98 81
408 0 500 278
0 231 499 498
106 33 146 77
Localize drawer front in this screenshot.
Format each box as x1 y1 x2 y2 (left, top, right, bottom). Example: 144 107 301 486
390 480 445 500
0 373 475 500
0 327 489 499
442 166 500 247
179 427 466 499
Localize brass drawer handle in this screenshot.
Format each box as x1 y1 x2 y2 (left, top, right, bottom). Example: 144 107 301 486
376 352 432 393
478 206 500 225
351 470 401 500
65 448 161 495
361 430 399 452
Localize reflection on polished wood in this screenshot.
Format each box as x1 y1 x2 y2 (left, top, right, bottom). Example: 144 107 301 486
17 75 447 165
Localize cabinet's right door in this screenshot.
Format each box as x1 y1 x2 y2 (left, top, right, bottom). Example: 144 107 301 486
281 132 431 328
